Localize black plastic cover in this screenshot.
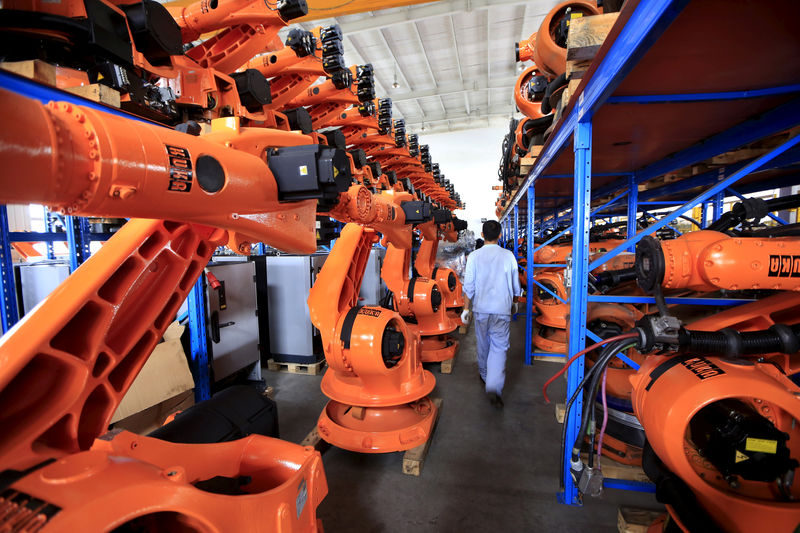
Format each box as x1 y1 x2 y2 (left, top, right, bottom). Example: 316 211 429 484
284 107 314 134
349 149 367 168
285 28 315 57
401 201 433 224
267 144 352 210
149 385 278 444
433 209 452 224
231 69 271 112
323 128 347 150
121 0 182 66
277 0 308 21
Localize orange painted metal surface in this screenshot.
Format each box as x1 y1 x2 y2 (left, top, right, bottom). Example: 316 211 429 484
658 230 800 292
514 65 549 120
308 224 436 453
631 355 800 532
9 431 327 532
0 89 319 254
530 0 602 78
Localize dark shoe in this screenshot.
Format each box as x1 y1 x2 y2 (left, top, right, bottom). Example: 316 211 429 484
487 392 504 409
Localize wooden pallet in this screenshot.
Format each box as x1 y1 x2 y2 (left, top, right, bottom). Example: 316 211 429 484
533 354 567 363
580 454 650 483
266 358 326 375
299 426 332 454
402 397 444 476
298 397 444 477
439 356 455 374
617 507 664 533
64 84 122 107
565 13 619 81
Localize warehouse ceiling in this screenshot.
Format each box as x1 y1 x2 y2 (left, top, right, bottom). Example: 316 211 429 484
279 0 562 134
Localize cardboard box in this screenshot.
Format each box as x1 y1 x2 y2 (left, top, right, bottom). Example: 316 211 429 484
111 321 195 424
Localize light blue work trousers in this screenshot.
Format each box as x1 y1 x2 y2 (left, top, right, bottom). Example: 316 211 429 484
473 312 511 396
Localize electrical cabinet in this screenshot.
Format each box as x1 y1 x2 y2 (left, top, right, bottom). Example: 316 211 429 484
205 260 260 381
265 254 327 364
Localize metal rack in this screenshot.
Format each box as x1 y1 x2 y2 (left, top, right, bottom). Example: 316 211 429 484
498 0 800 505
0 70 215 401
0 205 117 333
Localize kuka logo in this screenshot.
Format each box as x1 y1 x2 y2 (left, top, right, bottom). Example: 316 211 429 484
768 255 800 278
357 308 382 318
680 357 725 380
165 145 193 192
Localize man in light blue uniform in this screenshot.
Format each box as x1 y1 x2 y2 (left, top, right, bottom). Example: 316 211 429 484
462 220 521 408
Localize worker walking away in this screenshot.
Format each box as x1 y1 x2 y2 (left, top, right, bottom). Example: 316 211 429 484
462 220 521 408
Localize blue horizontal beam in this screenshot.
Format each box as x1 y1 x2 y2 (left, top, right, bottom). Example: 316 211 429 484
603 479 656 493
634 98 800 184
586 330 639 370
607 83 800 104
588 295 755 306
590 134 800 271
8 232 115 243
0 70 160 126
532 263 567 268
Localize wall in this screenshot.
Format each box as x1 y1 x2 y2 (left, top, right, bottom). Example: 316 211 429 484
421 124 508 235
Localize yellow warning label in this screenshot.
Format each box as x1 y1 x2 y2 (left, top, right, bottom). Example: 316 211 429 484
735 450 749 463
300 165 309 176
745 438 778 454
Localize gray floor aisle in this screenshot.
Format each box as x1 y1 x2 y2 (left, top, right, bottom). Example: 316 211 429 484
267 319 660 532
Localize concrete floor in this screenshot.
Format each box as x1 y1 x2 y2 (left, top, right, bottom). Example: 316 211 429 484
267 319 660 532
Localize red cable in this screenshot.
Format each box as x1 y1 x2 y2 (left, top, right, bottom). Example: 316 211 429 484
541 332 639 403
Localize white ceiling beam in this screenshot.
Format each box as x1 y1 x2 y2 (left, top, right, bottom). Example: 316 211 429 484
411 20 437 87
377 28 414 92
403 107 514 126
391 75 517 102
342 34 390 99
448 15 464 85
337 0 550 35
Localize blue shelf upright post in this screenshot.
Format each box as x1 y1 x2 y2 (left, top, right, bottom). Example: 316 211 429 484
0 205 19 334
65 215 91 272
524 183 535 365
513 205 520 259
43 207 55 260
626 174 638 250
559 118 593 506
187 276 211 402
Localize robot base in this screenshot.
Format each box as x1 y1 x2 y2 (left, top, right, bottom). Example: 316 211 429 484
533 324 567 353
317 398 438 453
420 334 459 363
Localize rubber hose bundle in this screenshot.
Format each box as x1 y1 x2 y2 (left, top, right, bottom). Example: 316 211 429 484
681 324 800 357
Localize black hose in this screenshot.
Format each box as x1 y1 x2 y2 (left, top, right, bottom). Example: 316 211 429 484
735 222 800 238
706 194 800 232
593 267 636 290
681 324 800 357
541 73 566 116
572 339 632 462
559 338 631 488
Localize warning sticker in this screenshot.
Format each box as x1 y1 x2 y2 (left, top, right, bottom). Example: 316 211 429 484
745 438 778 454
299 165 308 176
296 478 307 519
735 450 749 464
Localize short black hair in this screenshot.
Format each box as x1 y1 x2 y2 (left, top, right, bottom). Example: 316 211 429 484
475 238 484 249
482 220 501 242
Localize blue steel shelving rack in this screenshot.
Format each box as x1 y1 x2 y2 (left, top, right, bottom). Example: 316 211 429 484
498 0 800 505
0 70 213 401
0 206 114 333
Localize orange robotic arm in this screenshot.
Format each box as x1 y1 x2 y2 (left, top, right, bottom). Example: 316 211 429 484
307 221 437 453
0 89 360 254
636 231 800 293
629 299 800 533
